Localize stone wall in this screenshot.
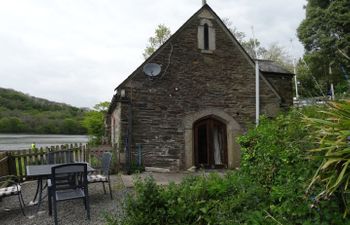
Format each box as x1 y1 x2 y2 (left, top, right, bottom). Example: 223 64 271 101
111 101 129 151
114 8 289 171
111 102 121 148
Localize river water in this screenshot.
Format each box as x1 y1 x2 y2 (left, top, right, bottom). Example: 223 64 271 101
0 134 89 151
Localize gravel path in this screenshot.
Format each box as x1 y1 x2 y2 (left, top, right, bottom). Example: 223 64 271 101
0 175 128 225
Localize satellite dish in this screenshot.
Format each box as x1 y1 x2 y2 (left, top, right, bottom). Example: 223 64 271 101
143 63 161 77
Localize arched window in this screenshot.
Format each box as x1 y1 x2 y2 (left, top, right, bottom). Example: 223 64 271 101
198 19 215 52
204 23 209 50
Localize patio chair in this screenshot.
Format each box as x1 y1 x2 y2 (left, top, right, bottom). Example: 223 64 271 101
0 175 26 216
47 150 74 164
47 151 55 164
88 152 113 199
45 151 74 204
48 163 90 225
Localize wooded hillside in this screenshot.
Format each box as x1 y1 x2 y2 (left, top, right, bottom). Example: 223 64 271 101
0 87 87 134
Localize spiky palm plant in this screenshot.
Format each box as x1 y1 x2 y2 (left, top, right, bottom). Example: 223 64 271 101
305 101 350 216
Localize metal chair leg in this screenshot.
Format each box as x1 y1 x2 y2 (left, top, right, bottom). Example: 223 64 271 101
108 180 113 199
102 182 106 194
83 197 87 209
36 179 43 213
48 187 52 216
32 179 40 203
18 192 26 216
84 188 90 220
86 195 90 220
53 197 58 225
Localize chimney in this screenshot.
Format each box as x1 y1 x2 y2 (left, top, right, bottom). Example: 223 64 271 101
202 0 207 6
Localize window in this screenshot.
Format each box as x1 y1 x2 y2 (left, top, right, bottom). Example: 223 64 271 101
198 19 215 52
204 23 209 50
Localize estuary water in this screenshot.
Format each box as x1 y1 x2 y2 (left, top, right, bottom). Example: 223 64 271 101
0 134 89 151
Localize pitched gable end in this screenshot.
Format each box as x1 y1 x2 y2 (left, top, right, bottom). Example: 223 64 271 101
114 4 281 101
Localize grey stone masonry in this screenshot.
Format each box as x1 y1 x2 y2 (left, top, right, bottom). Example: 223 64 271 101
108 5 293 171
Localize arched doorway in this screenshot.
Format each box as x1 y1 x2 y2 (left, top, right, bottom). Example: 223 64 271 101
193 117 227 168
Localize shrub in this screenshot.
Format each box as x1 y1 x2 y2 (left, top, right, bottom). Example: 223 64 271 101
113 173 269 225
107 107 350 224
237 109 339 224
305 101 350 216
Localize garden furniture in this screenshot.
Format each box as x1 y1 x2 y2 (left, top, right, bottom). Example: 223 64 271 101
88 152 113 199
47 163 90 225
26 163 94 212
0 175 26 216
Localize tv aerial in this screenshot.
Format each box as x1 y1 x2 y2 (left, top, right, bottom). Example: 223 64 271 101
143 63 161 77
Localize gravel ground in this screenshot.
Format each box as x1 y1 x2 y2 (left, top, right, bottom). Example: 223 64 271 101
0 175 128 225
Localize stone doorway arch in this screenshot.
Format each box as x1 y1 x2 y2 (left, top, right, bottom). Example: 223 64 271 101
183 108 241 169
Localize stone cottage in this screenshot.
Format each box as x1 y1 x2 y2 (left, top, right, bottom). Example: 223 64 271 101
107 4 293 171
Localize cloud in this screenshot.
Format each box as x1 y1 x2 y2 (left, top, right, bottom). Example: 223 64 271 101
0 0 306 108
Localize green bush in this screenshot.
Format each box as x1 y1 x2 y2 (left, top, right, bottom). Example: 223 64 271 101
82 102 109 145
305 101 350 216
107 108 350 225
114 173 268 225
237 108 349 224
237 110 329 224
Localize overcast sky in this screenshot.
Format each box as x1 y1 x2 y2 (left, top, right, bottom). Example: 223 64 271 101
0 0 306 108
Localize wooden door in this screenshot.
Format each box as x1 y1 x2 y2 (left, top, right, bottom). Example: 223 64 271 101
194 117 227 168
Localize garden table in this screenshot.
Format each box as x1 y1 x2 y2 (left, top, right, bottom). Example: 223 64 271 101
26 163 94 212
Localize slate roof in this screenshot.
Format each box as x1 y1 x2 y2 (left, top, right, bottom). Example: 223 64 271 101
258 59 294 75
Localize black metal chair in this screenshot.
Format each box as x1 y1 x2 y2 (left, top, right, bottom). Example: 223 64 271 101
48 163 90 225
0 175 26 216
88 152 113 199
47 151 55 164
45 151 74 202
47 150 74 164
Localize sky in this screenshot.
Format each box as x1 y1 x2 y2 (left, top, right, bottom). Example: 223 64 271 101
0 0 307 108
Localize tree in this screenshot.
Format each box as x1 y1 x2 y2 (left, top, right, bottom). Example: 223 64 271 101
222 17 246 43
0 117 26 133
262 42 294 72
241 38 267 60
0 87 87 134
61 118 83 134
296 59 324 97
93 101 109 112
143 24 171 59
222 17 294 73
222 17 259 57
297 0 350 95
82 101 109 145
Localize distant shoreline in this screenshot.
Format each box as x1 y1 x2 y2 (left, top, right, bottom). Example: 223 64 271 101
0 134 89 151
